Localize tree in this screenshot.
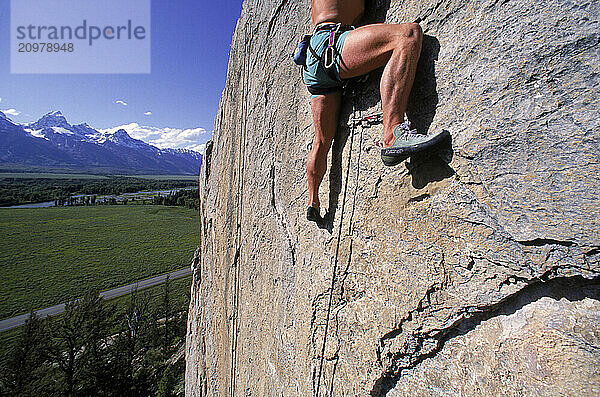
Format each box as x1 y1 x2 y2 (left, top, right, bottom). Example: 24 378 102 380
157 365 179 397
161 275 172 355
0 312 49 395
79 293 114 396
46 290 111 396
110 288 154 396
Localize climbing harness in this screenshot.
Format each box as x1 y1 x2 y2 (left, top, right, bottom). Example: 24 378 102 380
314 23 353 81
322 24 341 71
294 23 353 80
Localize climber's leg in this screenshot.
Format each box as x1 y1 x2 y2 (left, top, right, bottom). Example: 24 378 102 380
339 23 422 147
307 91 341 213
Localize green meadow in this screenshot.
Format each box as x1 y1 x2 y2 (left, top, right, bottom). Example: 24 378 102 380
0 206 199 319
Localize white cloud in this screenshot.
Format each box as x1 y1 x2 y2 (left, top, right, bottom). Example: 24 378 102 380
187 144 206 154
101 123 208 152
114 100 128 106
144 111 152 116
0 98 2 102
2 108 21 116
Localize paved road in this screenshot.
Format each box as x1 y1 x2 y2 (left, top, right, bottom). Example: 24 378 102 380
0 267 192 332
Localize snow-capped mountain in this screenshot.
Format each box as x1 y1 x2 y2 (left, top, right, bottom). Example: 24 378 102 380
29 110 71 130
0 110 202 174
0 111 17 127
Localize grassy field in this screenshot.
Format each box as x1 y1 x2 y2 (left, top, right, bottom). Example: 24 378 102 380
0 326 21 362
0 275 192 364
108 275 192 316
0 206 199 319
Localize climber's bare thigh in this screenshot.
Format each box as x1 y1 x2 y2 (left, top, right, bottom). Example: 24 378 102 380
339 23 413 79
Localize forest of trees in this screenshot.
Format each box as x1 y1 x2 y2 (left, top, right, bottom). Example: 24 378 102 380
0 177 197 207
151 189 199 210
47 188 200 210
0 278 188 396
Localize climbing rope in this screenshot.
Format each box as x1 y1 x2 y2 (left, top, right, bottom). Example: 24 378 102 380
230 20 253 396
315 84 369 396
347 109 367 237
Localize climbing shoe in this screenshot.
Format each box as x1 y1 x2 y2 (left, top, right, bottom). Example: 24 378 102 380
381 122 450 166
306 205 323 223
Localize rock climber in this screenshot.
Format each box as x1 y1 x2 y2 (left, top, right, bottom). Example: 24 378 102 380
298 0 448 222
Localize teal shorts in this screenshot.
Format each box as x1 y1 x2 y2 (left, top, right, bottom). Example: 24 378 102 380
303 27 352 99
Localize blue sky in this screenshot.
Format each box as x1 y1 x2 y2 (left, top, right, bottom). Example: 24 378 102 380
0 0 243 152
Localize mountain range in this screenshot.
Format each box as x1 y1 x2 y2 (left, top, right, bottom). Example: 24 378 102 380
0 111 202 175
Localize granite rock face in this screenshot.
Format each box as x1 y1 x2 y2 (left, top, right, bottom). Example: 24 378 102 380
186 0 600 395
389 288 600 396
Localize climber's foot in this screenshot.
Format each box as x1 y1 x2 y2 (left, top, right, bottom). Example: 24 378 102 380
307 204 324 223
381 122 450 166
